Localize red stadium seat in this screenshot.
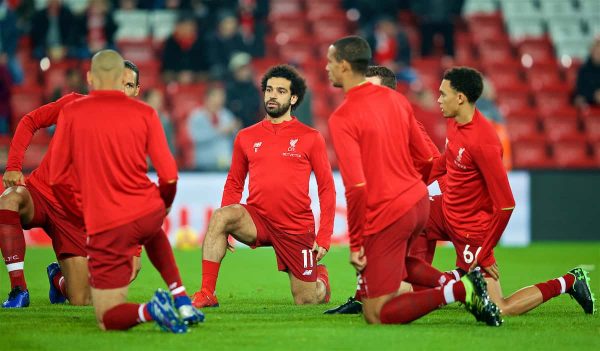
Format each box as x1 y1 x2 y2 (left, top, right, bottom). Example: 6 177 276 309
117 38 155 64
533 88 571 117
512 139 553 169
10 86 44 125
551 140 595 168
269 0 303 20
525 63 564 91
467 14 505 43
306 1 343 21
591 141 600 167
271 21 309 42
582 115 600 142
506 115 542 142
487 70 525 91
310 18 349 42
479 39 515 65
542 116 582 142
276 38 316 66
166 83 206 121
517 38 555 64
496 86 532 115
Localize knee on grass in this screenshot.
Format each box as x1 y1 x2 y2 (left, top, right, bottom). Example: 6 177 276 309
68 291 91 306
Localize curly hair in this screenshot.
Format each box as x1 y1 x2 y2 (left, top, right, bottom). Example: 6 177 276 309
260 64 306 110
366 65 397 90
443 67 483 103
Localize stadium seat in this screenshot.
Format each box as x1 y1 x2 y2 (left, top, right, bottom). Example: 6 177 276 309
512 139 553 169
539 0 581 20
310 18 349 42
542 114 582 142
582 115 600 142
467 13 506 43
114 10 150 41
150 10 177 44
276 38 316 66
548 19 585 45
269 0 303 20
555 40 592 61
117 39 156 64
591 141 600 167
10 86 44 124
496 85 532 115
136 61 162 90
486 69 524 91
166 83 206 121
271 21 309 43
525 63 564 91
505 18 545 41
501 0 541 20
533 88 571 117
517 38 555 64
506 115 542 142
551 140 595 168
306 1 343 21
462 0 497 15
479 39 515 65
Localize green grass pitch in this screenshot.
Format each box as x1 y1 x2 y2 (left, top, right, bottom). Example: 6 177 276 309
1 243 599 351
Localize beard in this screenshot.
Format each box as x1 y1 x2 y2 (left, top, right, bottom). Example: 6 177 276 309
265 99 292 118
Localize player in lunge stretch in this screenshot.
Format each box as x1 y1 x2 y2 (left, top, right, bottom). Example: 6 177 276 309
325 65 445 315
0 60 143 308
192 64 335 308
327 36 501 326
423 67 595 316
50 50 202 332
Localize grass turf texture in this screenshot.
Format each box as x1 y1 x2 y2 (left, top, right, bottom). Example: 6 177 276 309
1 243 599 351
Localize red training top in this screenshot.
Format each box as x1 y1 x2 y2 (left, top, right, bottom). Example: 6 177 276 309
430 108 515 266
50 91 178 235
222 117 336 250
329 83 433 252
6 93 84 210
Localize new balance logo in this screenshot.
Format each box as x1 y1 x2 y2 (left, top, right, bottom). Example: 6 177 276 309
302 270 313 276
254 142 262 153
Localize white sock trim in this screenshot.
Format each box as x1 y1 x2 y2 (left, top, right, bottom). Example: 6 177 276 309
558 277 567 294
171 286 186 296
138 304 147 323
451 270 461 281
443 281 456 304
6 262 24 272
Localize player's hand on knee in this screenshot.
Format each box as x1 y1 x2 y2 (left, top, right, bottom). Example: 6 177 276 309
312 242 327 261
3 171 24 188
350 247 366 272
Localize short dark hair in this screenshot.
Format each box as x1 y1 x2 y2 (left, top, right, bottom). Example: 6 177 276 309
260 64 306 110
366 65 397 90
442 67 483 103
332 36 371 75
124 60 139 86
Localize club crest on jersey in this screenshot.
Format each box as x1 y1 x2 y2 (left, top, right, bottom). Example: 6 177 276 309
454 147 467 169
254 142 262 153
288 138 299 151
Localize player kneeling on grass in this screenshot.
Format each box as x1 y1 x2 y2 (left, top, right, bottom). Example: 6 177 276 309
192 64 335 308
49 50 203 332
420 67 596 316
326 36 502 326
0 60 143 308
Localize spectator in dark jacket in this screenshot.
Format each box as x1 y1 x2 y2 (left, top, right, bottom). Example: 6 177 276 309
161 14 210 84
79 0 117 55
575 38 600 108
30 0 82 60
225 52 261 128
0 0 22 84
207 11 248 79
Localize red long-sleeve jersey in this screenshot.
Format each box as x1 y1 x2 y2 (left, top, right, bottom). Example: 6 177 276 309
429 109 515 265
6 93 84 208
222 117 335 250
50 91 178 235
328 83 433 251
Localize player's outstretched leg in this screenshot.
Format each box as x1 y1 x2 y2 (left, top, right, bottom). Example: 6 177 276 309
461 270 503 326
486 267 594 316
0 187 34 308
192 205 257 308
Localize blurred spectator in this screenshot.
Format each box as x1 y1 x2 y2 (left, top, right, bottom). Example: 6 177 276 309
367 16 417 83
50 67 88 102
144 88 176 155
411 0 463 57
114 0 137 10
137 0 191 9
477 78 512 170
207 10 248 79
225 52 260 128
187 86 240 170
0 0 23 84
79 0 117 55
161 13 210 84
0 64 10 134
237 0 268 57
342 0 401 32
574 38 600 108
30 0 85 60
14 0 35 33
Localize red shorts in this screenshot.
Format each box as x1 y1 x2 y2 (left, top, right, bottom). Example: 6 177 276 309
425 195 496 273
362 195 430 298
87 208 164 289
243 204 317 282
24 184 86 260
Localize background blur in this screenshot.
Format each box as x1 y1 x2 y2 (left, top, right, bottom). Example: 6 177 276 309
0 0 599 245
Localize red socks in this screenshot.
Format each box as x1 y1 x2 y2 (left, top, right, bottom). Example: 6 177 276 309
380 289 446 324
201 260 221 294
0 210 27 290
103 303 152 330
535 273 576 302
405 256 448 288
52 270 67 296
145 229 186 296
